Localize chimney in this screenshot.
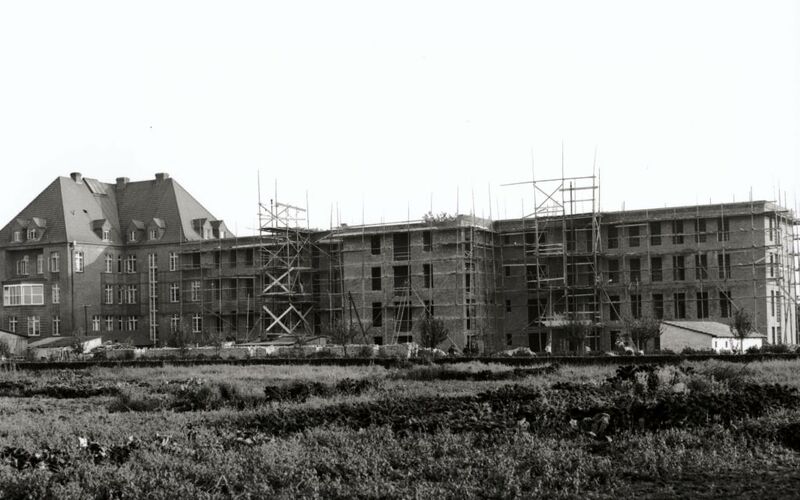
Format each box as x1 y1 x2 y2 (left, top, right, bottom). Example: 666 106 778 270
155 172 170 181
116 177 129 189
70 172 82 183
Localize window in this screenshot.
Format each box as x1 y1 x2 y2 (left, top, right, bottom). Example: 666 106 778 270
696 291 709 319
149 228 159 240
169 252 178 271
673 293 686 319
423 263 432 288
695 254 708 280
106 316 114 331
104 285 114 304
129 230 137 242
719 290 733 318
125 285 138 304
527 298 545 326
465 261 474 292
370 235 381 255
653 293 664 319
370 267 382 291
650 221 661 246
36 255 43 274
504 266 511 277
169 283 180 303
117 255 123 273
27 228 38 240
49 252 60 272
768 217 774 242
13 231 21 242
105 254 113 273
102 229 111 241
393 265 409 292
52 316 61 336
769 254 775 278
717 217 730 242
629 258 641 284
228 251 237 267
607 225 618 249
74 251 84 273
127 316 138 331
92 315 101 332
8 316 17 333
608 259 620 283
631 294 642 319
27 316 40 336
117 285 124 304
672 255 685 281
393 233 410 261
191 281 200 302
17 256 29 275
717 253 731 279
148 253 158 271
372 302 383 327
672 220 684 244
771 290 776 317
171 314 181 332
125 255 137 273
118 316 124 331
505 299 512 313
465 298 475 330
51 284 60 304
192 313 202 334
3 284 44 306
696 219 707 243
608 295 621 321
628 225 641 247
423 230 432 251
650 257 662 282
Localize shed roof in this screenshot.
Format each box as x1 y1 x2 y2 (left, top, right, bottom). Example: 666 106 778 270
662 321 766 338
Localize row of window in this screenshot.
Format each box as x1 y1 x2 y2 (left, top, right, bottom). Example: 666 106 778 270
605 291 734 321
6 315 52 336
11 228 42 242
606 254 732 283
369 231 435 258
607 218 732 249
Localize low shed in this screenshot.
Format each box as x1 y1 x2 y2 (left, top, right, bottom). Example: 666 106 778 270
660 321 765 353
0 329 28 357
28 336 103 360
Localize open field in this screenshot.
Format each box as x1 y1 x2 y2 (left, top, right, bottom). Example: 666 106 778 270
3 360 800 499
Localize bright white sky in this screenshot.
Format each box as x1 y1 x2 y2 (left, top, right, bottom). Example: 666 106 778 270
1 1 798 235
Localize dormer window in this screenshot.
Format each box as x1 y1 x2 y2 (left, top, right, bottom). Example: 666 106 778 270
102 229 111 241
149 229 159 240
13 231 21 242
204 228 212 239
27 229 37 240
129 231 137 242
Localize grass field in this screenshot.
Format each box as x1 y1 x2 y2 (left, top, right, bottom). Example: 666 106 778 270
2 359 800 499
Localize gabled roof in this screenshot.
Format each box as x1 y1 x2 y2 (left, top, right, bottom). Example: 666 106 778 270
662 320 766 338
0 173 233 247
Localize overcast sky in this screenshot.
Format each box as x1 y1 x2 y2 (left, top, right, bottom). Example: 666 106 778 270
1 1 798 234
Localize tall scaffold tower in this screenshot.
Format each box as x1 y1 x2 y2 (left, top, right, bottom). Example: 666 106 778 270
258 183 315 338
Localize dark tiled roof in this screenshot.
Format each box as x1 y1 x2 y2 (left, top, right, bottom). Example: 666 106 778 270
662 320 766 338
0 174 232 247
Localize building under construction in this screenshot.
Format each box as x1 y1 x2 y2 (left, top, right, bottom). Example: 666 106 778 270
0 171 797 352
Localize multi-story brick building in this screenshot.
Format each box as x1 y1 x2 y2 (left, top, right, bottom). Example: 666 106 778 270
1 172 797 352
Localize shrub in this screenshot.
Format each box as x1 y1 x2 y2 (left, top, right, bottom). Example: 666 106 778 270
681 347 717 355
760 343 792 354
0 341 12 359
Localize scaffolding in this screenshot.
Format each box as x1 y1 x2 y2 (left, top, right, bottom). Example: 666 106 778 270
502 163 602 352
258 187 316 337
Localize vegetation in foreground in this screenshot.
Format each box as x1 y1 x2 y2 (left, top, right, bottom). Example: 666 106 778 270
2 360 800 498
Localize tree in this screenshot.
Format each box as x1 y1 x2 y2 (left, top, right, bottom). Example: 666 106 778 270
418 316 449 350
624 316 663 351
730 308 754 354
326 321 361 356
562 319 590 355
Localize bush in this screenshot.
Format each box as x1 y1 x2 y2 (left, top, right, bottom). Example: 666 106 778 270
681 347 717 355
0 341 12 359
760 343 792 354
